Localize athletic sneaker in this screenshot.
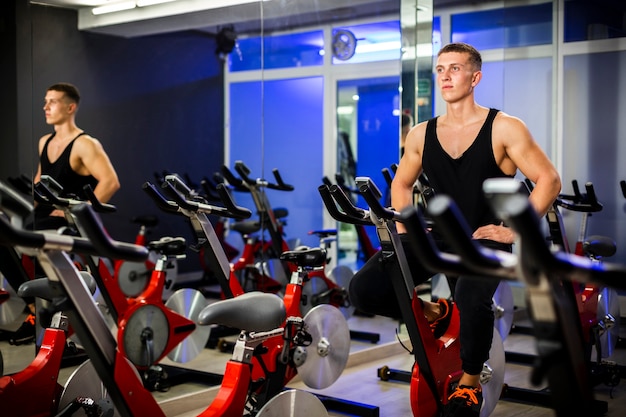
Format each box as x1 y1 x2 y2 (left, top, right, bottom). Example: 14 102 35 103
9 313 36 345
443 385 483 417
430 298 454 338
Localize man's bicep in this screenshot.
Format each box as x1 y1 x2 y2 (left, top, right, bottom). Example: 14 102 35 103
80 140 116 180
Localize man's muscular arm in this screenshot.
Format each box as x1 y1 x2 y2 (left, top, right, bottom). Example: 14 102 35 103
473 114 561 244
74 136 120 203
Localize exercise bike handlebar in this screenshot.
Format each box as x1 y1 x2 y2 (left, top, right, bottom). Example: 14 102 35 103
319 176 514 279
357 180 396 220
425 195 517 279
34 180 117 214
143 181 180 214
200 177 222 202
34 181 71 208
161 180 252 220
220 165 247 191
270 168 294 191
0 200 148 263
233 160 294 191
356 177 515 277
82 184 117 213
318 184 371 226
215 183 254 219
484 178 626 291
0 179 34 221
70 203 150 262
329 184 370 221
555 179 603 213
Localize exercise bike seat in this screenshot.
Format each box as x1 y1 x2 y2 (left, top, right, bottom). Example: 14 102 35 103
230 220 262 235
132 214 159 229
198 291 286 332
280 247 327 268
17 271 97 301
147 236 186 256
582 235 616 259
272 208 289 220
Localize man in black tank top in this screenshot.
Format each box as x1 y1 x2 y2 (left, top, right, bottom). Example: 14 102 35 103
34 82 120 230
6 83 121 345
349 43 561 417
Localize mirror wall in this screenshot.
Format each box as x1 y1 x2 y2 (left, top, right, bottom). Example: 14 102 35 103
225 1 407 267
15 0 626 286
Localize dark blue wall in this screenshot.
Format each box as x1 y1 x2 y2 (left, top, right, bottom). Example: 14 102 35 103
4 3 225 272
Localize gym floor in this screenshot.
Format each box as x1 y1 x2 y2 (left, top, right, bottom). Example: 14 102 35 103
1 288 625 417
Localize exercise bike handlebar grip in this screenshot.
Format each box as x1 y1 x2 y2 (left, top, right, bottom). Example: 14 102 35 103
161 181 201 212
556 180 603 213
215 183 252 220
220 165 246 191
162 180 251 220
268 168 294 191
0 180 34 220
333 173 359 194
0 214 46 249
426 195 516 279
83 184 117 213
0 202 131 261
318 184 372 226
486 187 554 287
39 174 64 196
143 182 180 214
583 182 602 211
358 182 396 220
487 188 626 290
381 167 393 188
329 184 370 221
318 184 371 226
399 205 470 276
164 174 194 197
35 181 70 207
70 203 149 263
200 177 222 202
234 160 254 185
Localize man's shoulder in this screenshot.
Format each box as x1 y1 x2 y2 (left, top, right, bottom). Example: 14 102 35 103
72 134 105 155
73 133 101 146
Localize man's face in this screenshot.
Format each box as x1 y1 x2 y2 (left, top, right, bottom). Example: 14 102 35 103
434 52 479 102
43 90 73 125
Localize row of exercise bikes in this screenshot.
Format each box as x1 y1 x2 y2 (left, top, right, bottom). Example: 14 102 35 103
0 161 366 416
1 159 625 417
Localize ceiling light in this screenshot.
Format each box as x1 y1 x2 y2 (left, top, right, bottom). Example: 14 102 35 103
92 1 136 15
136 0 176 6
355 41 402 54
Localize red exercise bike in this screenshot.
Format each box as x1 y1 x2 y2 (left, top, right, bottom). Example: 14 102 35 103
0 200 334 417
144 176 356 406
319 178 506 417
33 179 213 393
0 179 113 417
221 161 353 318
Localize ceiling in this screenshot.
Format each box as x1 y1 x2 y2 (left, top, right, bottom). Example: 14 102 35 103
30 0 399 37
29 0 479 38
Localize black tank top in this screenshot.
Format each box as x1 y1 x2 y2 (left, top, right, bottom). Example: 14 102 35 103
39 132 98 200
423 108 513 251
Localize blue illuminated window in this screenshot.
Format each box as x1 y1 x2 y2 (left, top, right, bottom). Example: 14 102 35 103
229 30 324 72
